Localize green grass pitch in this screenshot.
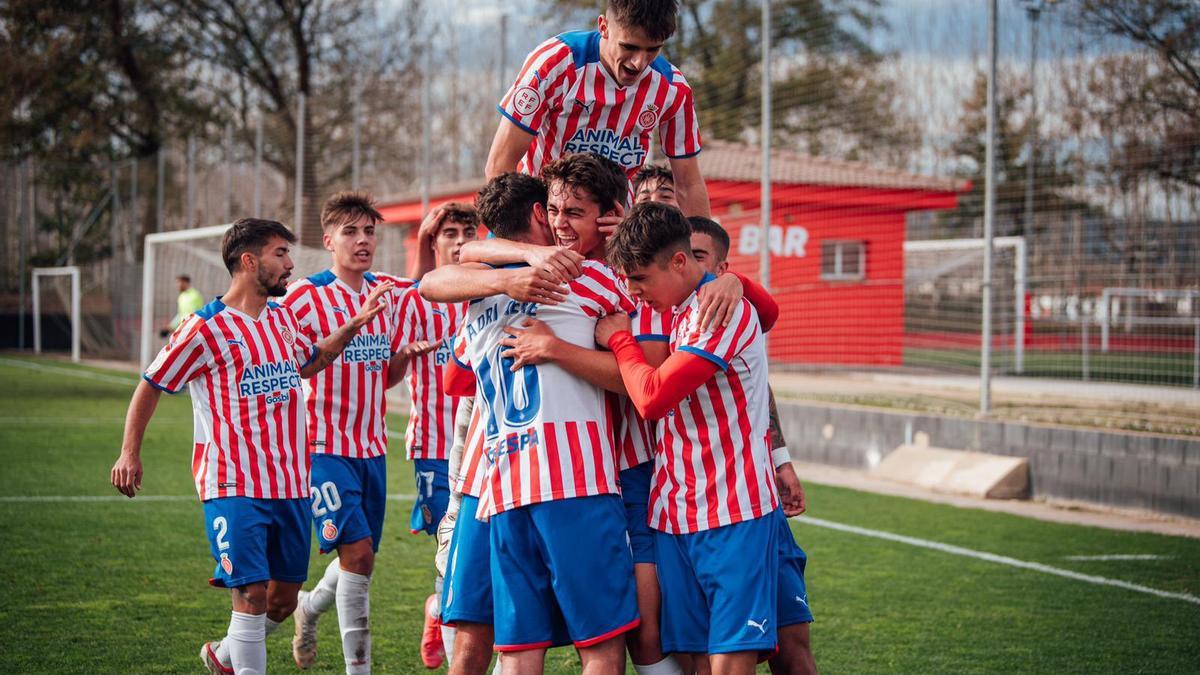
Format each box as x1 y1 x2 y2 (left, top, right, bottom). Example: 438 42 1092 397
0 355 1197 673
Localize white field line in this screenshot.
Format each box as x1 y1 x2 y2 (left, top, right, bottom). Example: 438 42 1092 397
1064 554 1173 561
794 515 1200 606
0 357 137 386
0 494 418 503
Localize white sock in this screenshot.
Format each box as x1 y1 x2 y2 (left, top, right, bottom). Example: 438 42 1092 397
337 569 372 674
225 611 266 675
492 659 503 675
306 557 342 615
441 624 457 665
215 612 283 666
633 656 684 675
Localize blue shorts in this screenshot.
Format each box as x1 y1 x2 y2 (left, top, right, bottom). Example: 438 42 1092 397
490 495 639 651
442 495 494 625
620 462 655 565
309 454 387 554
411 458 450 536
202 497 311 589
656 515 778 655
775 509 814 627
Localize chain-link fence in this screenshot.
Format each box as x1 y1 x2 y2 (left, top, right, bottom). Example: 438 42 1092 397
2 1 1197 425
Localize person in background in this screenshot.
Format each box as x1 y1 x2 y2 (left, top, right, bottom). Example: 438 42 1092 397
160 274 206 337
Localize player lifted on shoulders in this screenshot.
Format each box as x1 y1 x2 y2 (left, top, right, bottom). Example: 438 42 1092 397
487 0 710 217
598 203 780 675
393 203 478 669
111 218 392 675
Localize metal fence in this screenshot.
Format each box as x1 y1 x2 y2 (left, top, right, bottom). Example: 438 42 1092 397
1 1 1197 420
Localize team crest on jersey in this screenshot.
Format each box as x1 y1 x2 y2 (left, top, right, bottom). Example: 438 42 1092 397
220 552 233 575
322 519 339 541
637 104 659 129
281 326 295 345
513 86 542 116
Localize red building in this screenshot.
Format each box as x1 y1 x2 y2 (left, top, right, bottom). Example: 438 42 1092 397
378 140 966 366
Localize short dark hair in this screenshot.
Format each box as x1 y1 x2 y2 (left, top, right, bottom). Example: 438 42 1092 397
221 218 296 274
176 274 191 283
541 153 627 216
688 216 730 262
605 201 691 274
321 190 383 230
608 0 678 42
476 173 548 239
632 164 674 194
439 202 480 230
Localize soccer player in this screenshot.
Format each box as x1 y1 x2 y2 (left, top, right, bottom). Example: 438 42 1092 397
425 172 562 675
487 0 710 217
424 174 642 675
597 202 779 675
633 164 679 207
687 216 816 675
110 218 392 675
274 191 429 675
450 154 776 675
393 202 478 669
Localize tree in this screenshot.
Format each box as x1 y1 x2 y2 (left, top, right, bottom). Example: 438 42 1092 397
1068 0 1200 190
161 0 426 247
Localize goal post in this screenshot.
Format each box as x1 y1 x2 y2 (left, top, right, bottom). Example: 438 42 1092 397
32 266 81 363
903 236 1028 374
140 223 233 369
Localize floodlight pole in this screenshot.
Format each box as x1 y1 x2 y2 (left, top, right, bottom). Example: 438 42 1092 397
254 108 263 216
295 93 306 240
981 0 998 414
760 0 772 294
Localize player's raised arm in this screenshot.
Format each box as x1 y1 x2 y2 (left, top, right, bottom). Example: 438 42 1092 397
485 120 537 179
300 280 393 377
668 155 710 218
110 380 162 498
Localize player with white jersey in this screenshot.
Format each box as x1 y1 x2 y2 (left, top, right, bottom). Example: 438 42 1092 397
392 202 477 669
597 203 779 675
476 153 778 675
277 192 430 675
422 172 640 675
110 218 392 675
486 0 710 217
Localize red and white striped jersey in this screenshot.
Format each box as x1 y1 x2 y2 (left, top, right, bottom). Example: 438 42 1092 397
499 30 701 189
614 303 672 471
282 270 411 460
459 261 637 518
395 287 468 460
651 279 778 534
143 298 316 501
453 395 489 498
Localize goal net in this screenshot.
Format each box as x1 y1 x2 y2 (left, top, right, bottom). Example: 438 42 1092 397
903 237 1026 374
140 223 409 368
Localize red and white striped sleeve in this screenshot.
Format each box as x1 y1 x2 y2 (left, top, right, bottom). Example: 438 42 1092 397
677 300 759 370
657 67 702 159
390 286 421 353
498 36 575 135
143 315 211 393
282 281 319 342
633 303 670 344
568 263 638 318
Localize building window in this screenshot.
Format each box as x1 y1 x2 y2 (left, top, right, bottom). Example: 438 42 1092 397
821 240 865 281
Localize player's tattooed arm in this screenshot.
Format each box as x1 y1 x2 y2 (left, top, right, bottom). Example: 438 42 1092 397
301 281 393 378
110 380 163 498
768 387 788 450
